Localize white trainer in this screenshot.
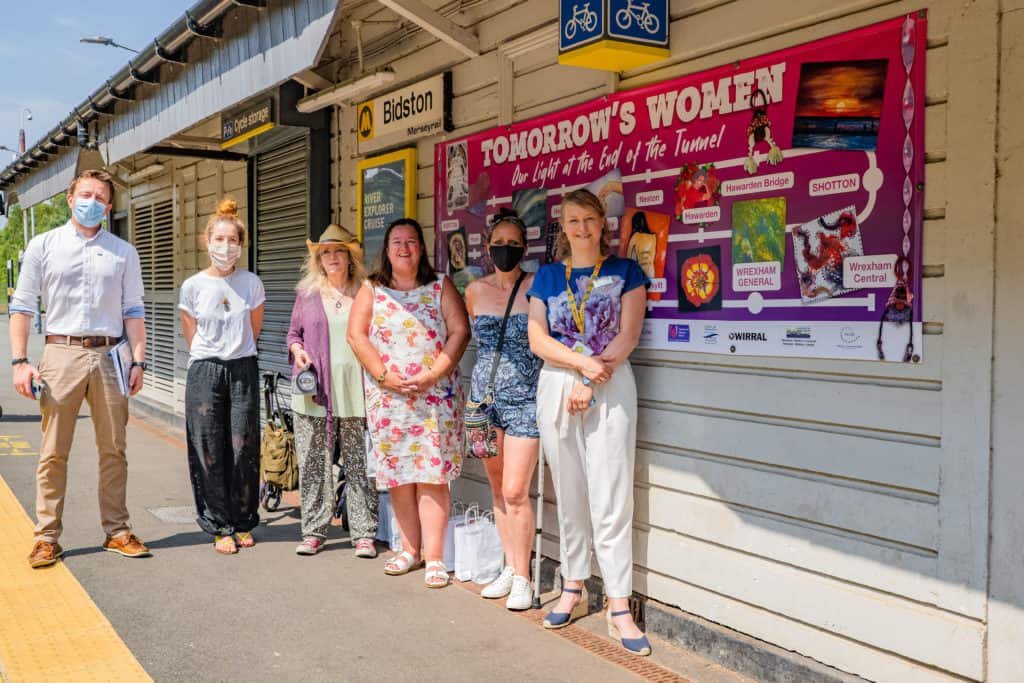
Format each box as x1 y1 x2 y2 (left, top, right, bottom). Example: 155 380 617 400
481 566 514 599
505 575 533 611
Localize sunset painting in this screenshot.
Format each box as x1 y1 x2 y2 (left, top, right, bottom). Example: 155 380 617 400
792 60 888 150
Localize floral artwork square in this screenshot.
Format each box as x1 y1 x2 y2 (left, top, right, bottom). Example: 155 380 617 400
792 205 865 304
676 246 723 313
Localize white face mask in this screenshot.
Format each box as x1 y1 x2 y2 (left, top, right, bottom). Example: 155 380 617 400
208 243 241 271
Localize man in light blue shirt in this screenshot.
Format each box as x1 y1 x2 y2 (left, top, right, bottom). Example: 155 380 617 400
9 169 153 568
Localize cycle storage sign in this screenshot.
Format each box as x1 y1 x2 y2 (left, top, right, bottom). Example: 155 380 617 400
559 0 669 71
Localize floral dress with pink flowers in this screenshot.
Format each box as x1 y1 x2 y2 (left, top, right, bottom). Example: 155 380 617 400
364 276 463 489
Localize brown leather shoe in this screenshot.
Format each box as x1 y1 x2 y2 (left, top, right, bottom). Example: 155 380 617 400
103 532 151 558
28 541 64 568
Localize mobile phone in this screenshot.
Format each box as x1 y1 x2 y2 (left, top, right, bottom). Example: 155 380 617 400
31 377 45 399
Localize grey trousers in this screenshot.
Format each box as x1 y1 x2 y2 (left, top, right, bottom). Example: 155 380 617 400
293 413 378 540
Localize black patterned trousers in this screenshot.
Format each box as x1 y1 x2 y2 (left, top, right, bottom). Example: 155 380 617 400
185 356 261 536
293 413 379 540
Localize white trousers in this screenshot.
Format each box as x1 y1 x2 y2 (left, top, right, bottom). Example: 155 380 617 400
536 361 637 598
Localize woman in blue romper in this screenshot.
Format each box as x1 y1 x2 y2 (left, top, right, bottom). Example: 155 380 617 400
464 209 543 611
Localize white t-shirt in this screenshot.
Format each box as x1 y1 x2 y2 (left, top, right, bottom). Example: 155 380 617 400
178 270 266 363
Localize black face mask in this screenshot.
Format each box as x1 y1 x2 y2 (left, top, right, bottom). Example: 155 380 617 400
489 245 525 272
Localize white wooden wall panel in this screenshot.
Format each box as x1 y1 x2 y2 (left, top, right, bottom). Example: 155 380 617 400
328 0 999 677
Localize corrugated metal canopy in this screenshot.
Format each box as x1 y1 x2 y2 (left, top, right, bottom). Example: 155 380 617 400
5 0 339 207
102 0 339 165
12 146 80 209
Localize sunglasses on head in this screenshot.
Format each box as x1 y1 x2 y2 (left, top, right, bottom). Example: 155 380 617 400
490 213 526 229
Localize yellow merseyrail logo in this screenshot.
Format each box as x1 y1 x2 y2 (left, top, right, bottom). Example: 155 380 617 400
0 475 152 681
358 102 374 141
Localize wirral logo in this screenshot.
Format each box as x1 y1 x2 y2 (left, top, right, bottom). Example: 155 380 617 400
728 331 767 342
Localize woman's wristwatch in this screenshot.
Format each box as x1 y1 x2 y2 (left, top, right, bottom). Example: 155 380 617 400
579 374 596 406
375 367 388 385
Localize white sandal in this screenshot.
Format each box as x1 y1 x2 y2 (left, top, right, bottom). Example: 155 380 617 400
424 560 450 588
384 550 422 576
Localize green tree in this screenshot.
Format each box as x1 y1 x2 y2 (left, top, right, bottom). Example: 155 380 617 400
1 193 71 268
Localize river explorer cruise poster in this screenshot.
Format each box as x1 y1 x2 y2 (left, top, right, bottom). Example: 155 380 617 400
434 15 926 361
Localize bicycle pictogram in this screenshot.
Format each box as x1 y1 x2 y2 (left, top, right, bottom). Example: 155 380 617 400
563 2 599 41
614 0 661 35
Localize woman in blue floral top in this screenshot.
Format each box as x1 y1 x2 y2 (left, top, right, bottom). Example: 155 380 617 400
527 189 651 656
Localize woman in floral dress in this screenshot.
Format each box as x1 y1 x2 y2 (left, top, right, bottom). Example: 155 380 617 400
348 218 470 588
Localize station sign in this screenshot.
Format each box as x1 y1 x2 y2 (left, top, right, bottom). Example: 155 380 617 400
357 72 453 155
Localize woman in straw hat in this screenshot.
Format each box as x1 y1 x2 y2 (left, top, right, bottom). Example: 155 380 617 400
179 197 266 555
286 224 379 557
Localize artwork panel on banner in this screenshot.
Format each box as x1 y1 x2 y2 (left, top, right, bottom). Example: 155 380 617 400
435 14 926 362
358 148 417 270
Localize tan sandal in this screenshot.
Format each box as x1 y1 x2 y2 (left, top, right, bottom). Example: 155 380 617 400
424 560 450 589
215 535 238 555
384 550 422 576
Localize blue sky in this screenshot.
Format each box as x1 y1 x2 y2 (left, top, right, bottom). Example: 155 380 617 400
0 2 187 162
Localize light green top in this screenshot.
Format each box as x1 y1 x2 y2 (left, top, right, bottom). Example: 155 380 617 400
291 298 365 419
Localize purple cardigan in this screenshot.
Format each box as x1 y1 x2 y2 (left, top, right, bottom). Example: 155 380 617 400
286 290 335 423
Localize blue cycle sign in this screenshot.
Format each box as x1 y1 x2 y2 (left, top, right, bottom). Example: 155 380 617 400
560 0 604 50
559 0 669 70
608 0 667 45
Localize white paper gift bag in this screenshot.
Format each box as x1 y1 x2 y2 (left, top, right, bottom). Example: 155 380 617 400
375 491 402 551
453 506 483 581
443 501 468 568
473 510 504 584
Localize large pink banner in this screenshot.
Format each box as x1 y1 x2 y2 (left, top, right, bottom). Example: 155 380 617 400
435 14 926 361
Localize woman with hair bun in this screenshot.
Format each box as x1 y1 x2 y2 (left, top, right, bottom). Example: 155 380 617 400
179 197 266 555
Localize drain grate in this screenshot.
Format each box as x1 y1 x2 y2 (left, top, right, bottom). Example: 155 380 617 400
146 506 197 524
457 581 689 682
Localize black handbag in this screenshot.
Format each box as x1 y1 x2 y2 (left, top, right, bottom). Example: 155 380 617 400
465 272 527 458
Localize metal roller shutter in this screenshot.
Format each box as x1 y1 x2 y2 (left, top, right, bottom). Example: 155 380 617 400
254 134 310 379
133 197 176 404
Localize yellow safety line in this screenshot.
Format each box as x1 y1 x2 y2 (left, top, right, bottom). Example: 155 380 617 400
0 475 151 682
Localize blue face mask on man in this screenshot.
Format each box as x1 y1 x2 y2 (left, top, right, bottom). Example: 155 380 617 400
73 197 108 228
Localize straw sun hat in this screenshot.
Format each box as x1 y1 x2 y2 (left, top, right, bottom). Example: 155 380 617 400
306 224 363 261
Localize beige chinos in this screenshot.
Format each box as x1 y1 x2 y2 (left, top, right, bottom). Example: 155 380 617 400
536 361 637 598
35 343 130 543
